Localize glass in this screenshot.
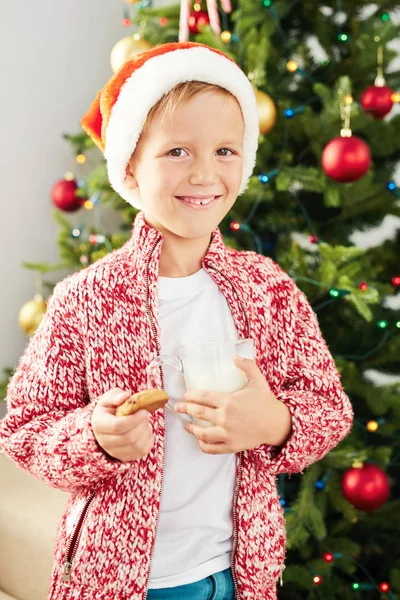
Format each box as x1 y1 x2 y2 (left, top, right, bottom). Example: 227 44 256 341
147 338 254 427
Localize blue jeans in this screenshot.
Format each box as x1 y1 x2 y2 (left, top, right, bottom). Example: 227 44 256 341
147 567 236 600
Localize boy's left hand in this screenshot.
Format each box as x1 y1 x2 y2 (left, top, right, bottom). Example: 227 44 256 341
173 355 292 455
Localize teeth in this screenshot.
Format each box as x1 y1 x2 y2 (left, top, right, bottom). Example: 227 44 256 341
178 196 216 206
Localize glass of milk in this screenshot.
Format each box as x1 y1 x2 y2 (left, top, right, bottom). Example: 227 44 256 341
147 338 254 427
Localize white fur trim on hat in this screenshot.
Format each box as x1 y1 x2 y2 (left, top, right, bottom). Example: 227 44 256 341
104 46 259 210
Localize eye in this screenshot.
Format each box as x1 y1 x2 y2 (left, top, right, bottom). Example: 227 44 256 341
168 148 188 157
217 148 234 156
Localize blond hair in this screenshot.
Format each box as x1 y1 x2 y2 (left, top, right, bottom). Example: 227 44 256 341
142 81 235 133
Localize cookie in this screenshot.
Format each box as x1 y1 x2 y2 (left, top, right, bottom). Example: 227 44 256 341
115 389 169 417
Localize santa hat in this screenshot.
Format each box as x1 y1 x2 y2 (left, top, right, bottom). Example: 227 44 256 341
81 41 259 210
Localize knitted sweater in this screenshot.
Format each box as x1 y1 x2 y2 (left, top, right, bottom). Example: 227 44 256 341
0 211 354 600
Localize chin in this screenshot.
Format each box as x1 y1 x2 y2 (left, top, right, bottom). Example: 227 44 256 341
169 219 217 240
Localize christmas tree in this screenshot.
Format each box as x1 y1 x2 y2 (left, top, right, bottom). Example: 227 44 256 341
3 0 400 598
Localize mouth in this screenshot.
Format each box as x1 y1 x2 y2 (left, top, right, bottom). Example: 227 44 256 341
174 195 222 210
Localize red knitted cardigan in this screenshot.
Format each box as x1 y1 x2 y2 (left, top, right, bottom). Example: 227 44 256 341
0 211 354 600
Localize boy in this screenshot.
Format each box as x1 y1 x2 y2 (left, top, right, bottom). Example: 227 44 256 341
0 42 354 600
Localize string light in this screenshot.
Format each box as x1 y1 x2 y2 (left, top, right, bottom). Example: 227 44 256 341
76 154 86 164
380 582 391 592
221 30 231 43
366 420 379 432
313 575 323 586
64 171 75 181
284 106 305 118
392 92 400 102
159 17 168 26
258 169 279 183
323 553 334 563
71 227 82 239
123 18 131 27
338 32 349 42
359 281 368 290
377 320 388 329
89 234 106 245
309 235 319 244
84 200 94 210
329 288 351 298
286 59 298 72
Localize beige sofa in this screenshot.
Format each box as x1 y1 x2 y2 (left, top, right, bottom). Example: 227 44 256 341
0 452 68 600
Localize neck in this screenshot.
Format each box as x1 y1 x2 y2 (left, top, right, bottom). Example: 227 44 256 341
158 230 212 278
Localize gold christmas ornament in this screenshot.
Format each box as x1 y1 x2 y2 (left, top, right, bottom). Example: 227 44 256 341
253 88 277 134
18 294 47 336
110 36 151 73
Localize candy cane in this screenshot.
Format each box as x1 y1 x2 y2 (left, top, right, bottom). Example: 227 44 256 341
179 0 191 42
206 0 221 35
220 0 232 13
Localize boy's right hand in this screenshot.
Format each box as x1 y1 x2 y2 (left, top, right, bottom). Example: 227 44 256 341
91 389 155 462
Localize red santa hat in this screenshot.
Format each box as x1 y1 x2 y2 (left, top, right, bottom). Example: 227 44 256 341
81 41 259 210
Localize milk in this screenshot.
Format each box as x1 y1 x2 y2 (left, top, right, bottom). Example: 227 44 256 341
184 361 248 427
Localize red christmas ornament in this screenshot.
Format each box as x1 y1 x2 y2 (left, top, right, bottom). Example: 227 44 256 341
391 275 400 287
360 85 394 119
188 9 210 34
51 179 86 212
321 136 371 183
342 463 390 512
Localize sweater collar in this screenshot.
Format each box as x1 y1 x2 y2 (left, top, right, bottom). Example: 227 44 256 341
124 211 230 277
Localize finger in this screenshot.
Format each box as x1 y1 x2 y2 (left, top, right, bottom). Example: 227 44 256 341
174 402 217 424
184 422 227 444
95 409 150 435
183 390 228 407
197 439 228 455
232 355 266 386
98 389 131 409
98 419 152 446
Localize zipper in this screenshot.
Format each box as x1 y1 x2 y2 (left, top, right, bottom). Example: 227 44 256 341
206 263 250 600
143 238 167 600
62 492 96 585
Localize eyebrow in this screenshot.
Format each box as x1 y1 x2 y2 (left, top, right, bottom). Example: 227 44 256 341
163 140 243 146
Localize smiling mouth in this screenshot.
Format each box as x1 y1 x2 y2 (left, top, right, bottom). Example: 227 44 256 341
175 195 222 206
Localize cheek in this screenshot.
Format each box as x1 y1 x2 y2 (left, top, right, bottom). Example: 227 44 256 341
223 161 243 190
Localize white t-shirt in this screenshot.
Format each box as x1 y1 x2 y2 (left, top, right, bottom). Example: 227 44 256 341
148 268 238 588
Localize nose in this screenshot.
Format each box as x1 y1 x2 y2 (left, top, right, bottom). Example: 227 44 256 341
188 154 219 187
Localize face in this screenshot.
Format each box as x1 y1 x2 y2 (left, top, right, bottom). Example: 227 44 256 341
124 90 244 241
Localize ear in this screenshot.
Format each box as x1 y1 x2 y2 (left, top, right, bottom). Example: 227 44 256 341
124 160 138 190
